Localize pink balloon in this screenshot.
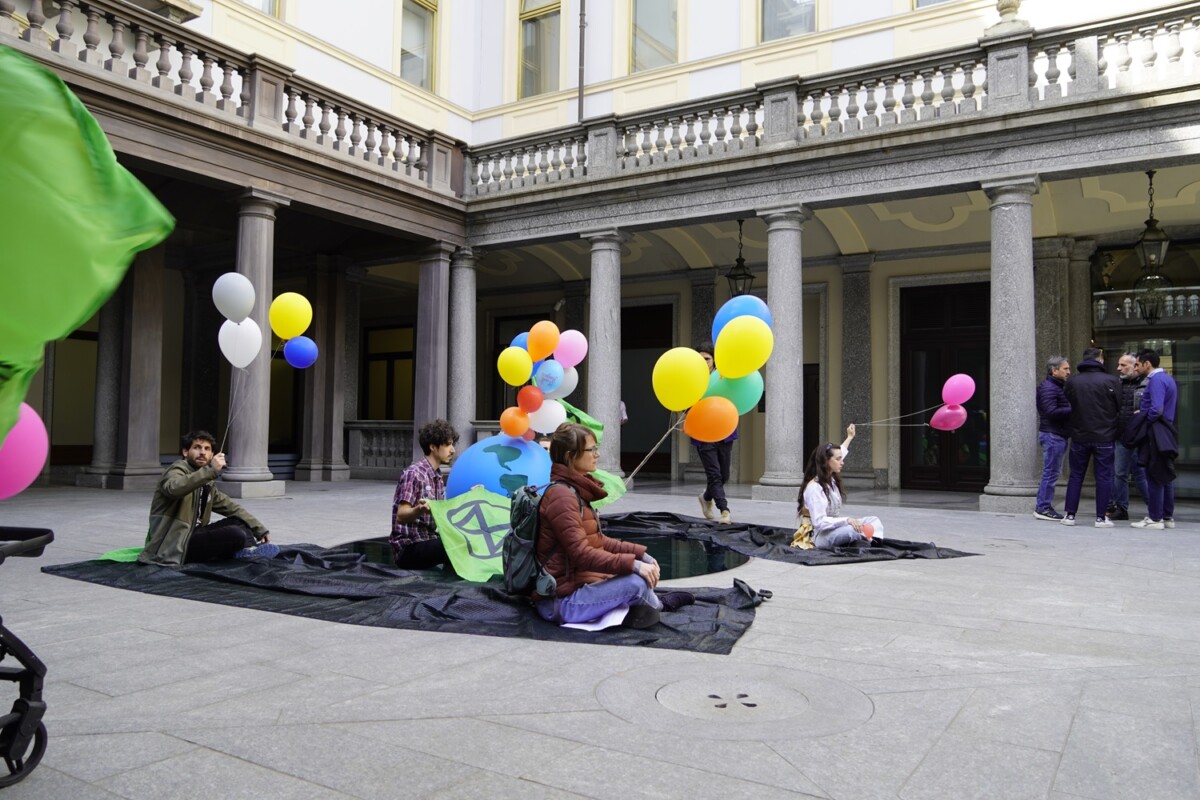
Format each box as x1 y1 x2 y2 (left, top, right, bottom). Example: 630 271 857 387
930 404 968 432
942 373 976 406
0 403 50 500
553 329 588 369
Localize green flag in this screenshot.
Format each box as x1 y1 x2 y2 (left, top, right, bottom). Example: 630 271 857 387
0 46 175 441
427 487 513 582
560 399 605 444
591 469 627 510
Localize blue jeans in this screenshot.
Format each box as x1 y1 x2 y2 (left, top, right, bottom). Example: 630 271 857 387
1036 432 1068 511
535 570 661 624
1146 477 1176 522
1064 441 1115 519
1111 442 1149 513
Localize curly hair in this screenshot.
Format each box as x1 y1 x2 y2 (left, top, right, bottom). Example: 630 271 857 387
181 430 216 452
549 423 594 467
796 441 846 516
417 419 459 454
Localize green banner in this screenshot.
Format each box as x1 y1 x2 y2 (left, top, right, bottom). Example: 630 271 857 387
559 399 605 444
0 46 175 441
591 469 627 510
427 486 513 582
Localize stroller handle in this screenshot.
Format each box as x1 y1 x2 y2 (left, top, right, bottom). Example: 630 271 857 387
0 528 55 565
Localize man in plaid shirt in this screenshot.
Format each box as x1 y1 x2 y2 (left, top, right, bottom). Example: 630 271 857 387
391 419 460 569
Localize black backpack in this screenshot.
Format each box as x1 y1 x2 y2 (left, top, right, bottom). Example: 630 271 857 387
503 481 581 596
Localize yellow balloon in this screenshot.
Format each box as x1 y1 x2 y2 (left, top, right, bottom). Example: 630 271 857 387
652 347 710 411
715 316 774 378
497 346 533 386
269 292 312 339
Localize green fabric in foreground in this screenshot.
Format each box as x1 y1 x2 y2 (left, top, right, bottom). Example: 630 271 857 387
98 546 142 563
559 399 605 444
0 46 175 441
426 486 511 582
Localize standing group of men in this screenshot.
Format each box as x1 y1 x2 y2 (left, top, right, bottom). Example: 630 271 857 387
1035 347 1179 529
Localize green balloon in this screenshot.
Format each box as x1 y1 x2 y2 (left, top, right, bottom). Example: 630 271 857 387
704 371 764 415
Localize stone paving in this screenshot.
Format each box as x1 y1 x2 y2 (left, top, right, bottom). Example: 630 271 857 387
1 480 1198 799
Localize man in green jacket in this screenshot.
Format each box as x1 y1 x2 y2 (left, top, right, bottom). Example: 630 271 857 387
138 431 273 566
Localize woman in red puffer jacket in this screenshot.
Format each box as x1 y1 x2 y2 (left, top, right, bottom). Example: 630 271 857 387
534 423 663 628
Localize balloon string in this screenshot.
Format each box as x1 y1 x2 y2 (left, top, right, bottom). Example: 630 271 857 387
623 413 685 488
219 340 283 454
854 403 944 427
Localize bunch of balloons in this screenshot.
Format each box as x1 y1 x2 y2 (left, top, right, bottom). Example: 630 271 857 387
651 295 774 441
930 374 975 431
212 274 319 370
270 292 319 369
496 321 588 437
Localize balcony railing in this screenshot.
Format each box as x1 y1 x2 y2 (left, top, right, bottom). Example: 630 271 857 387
1 0 454 194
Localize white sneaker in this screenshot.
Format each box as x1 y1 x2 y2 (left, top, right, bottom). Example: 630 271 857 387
1131 518 1165 530
1060 515 1076 526
1164 518 1176 529
698 494 714 520
1094 518 1114 528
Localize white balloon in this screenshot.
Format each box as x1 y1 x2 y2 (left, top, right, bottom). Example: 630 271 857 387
218 318 262 369
528 398 568 434
543 366 579 400
212 272 255 323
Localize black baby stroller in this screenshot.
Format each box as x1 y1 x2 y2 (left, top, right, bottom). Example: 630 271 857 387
0 527 53 789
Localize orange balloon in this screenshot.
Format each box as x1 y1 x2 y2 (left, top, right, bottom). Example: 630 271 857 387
527 320 560 361
682 396 738 442
500 406 530 437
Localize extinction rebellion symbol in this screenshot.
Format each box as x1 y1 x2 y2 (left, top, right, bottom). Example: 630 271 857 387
446 498 511 560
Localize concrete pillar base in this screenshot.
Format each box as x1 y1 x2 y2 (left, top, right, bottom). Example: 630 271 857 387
979 493 1037 514
218 479 287 498
293 464 351 482
752 483 803 502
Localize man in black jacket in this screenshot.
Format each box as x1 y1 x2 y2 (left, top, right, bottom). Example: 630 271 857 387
1061 348 1121 528
1034 355 1071 520
1106 352 1149 521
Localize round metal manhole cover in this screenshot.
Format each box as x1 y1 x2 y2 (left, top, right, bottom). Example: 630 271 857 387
656 678 810 722
596 663 874 741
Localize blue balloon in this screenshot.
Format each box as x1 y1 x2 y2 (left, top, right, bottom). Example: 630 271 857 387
533 359 564 393
446 434 552 499
711 295 773 344
511 332 530 350
283 335 319 369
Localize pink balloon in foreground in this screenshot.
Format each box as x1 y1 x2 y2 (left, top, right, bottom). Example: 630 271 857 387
553 329 588 369
942 373 975 406
0 403 50 500
929 404 968 431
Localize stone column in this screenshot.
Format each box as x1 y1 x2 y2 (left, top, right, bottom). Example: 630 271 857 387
979 176 1041 513
412 242 454 462
1033 237 1072 368
583 230 625 475
840 254 875 488
1068 239 1097 363
752 206 811 501
564 280 589 404
76 292 123 488
294 262 350 481
220 189 290 497
448 246 478 444
685 268 717 481
343 272 362 424
107 245 166 490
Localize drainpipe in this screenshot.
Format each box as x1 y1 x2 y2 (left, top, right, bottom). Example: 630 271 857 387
577 0 586 122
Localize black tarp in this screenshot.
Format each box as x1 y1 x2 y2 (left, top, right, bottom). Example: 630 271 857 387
43 544 767 655
600 511 976 564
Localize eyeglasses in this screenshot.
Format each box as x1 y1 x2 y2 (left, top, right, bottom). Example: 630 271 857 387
583 446 599 454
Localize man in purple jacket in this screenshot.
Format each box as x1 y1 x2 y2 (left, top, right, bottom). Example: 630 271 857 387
1130 349 1179 530
1034 355 1071 520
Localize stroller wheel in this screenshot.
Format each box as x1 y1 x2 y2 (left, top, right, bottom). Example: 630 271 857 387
0 722 47 788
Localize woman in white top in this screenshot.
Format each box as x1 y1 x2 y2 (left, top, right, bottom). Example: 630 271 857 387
798 425 885 550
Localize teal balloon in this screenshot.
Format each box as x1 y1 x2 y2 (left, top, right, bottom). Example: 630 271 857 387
704 370 764 415
446 434 551 498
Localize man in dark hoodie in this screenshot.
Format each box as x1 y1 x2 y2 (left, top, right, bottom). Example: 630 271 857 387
1034 355 1071 520
1106 352 1150 521
1061 348 1121 528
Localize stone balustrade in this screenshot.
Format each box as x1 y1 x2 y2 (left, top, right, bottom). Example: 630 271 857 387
0 0 454 194
1095 286 1200 327
344 420 414 480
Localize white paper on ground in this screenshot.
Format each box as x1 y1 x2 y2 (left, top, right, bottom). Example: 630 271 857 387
560 605 629 631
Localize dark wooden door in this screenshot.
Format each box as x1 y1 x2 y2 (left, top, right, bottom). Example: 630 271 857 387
900 283 990 491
